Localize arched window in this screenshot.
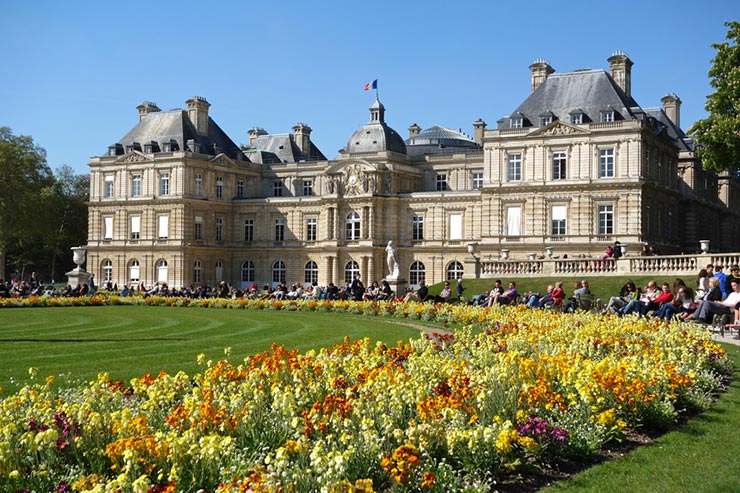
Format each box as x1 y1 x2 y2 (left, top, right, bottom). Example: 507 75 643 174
446 261 464 280
409 261 425 286
241 261 255 286
215 260 223 283
129 259 140 283
305 260 318 284
272 260 286 285
102 259 113 284
194 260 202 283
344 260 359 284
345 211 361 240
157 259 168 284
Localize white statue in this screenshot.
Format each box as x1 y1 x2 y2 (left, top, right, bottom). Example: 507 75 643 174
386 240 399 278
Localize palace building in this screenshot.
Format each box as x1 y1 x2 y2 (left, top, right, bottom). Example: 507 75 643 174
86 52 740 290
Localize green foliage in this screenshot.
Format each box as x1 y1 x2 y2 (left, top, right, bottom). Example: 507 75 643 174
689 21 740 172
0 128 88 281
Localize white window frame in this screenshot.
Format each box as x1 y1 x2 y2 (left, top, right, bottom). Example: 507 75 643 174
599 148 615 178
412 215 424 241
275 218 285 241
131 174 142 197
130 215 141 240
241 260 255 284
215 217 223 241
158 215 169 240
447 261 464 280
193 260 202 283
129 259 140 283
598 204 614 235
103 216 114 240
157 259 168 284
472 172 484 190
345 212 361 240
244 218 254 242
306 217 317 242
552 151 567 180
436 174 448 191
409 261 425 286
195 173 203 196
272 260 286 285
508 153 522 182
273 181 283 197
104 176 114 198
216 177 223 199
102 259 113 283
449 213 463 240
551 205 567 236
194 216 203 240
304 260 318 284
507 206 521 236
159 172 170 196
303 180 313 196
236 180 244 198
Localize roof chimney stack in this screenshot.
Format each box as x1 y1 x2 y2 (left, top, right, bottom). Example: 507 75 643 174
248 127 267 146
529 59 555 93
292 122 312 159
408 123 421 138
660 93 682 129
186 96 210 135
472 118 487 145
136 101 160 121
608 51 633 98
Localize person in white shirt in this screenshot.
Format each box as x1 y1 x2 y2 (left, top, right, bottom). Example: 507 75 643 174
693 279 740 324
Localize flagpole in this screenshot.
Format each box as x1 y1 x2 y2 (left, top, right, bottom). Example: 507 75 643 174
375 80 379 100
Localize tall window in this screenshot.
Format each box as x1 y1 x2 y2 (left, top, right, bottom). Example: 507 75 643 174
273 181 283 197
507 206 521 236
129 259 140 283
345 212 361 240
306 217 317 241
272 260 286 284
193 260 202 283
216 177 223 199
412 215 424 241
344 261 359 284
157 259 168 284
194 216 203 240
436 174 448 191
195 174 203 196
103 216 113 240
275 218 285 241
131 174 142 197
157 215 169 239
409 261 425 285
303 180 313 196
244 218 254 242
447 261 464 280
236 180 244 198
305 260 318 284
472 172 484 190
552 151 567 180
130 215 141 240
551 205 567 236
449 213 462 240
241 261 255 283
102 259 113 284
215 261 223 283
598 204 614 235
599 148 615 178
215 218 223 241
159 172 169 196
508 154 522 181
104 176 114 198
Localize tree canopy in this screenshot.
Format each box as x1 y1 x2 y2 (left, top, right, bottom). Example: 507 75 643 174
689 21 740 172
0 128 88 281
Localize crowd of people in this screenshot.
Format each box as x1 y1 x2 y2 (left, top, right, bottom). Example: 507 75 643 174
0 272 97 299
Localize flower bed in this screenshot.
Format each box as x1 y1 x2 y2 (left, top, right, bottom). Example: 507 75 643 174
0 301 729 492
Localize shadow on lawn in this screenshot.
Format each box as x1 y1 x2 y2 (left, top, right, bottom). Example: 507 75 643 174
0 338 187 342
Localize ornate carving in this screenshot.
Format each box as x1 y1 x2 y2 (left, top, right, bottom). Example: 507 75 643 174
541 123 578 136
344 164 363 195
121 152 149 163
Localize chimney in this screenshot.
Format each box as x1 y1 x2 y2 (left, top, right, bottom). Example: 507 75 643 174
292 122 312 159
186 96 210 135
529 59 555 93
408 123 421 138
660 93 682 129
472 118 486 145
607 51 633 98
248 127 267 146
136 101 160 121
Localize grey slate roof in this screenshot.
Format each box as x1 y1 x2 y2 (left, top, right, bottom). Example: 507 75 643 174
112 109 246 160
406 125 482 156
243 134 327 164
500 69 640 128
644 107 692 152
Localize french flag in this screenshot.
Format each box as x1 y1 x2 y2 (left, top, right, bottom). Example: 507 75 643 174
364 79 377 91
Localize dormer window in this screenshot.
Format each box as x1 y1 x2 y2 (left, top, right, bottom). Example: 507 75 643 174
511 117 523 129
539 111 555 126
162 139 179 152
600 106 615 122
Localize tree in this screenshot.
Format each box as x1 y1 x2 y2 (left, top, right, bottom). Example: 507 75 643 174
0 127 54 280
689 21 740 172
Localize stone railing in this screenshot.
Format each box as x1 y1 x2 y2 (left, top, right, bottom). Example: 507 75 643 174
472 253 739 278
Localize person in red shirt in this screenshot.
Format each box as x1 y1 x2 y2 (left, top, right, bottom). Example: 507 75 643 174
637 282 672 316
551 281 566 309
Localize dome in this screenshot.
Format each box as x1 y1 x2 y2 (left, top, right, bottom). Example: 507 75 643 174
345 99 407 155
405 125 481 156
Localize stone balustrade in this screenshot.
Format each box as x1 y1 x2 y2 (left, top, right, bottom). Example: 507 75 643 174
471 253 739 278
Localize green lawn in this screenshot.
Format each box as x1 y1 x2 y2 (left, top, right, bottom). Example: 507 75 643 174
0 306 419 394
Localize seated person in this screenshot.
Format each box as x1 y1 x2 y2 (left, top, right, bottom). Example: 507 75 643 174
603 280 638 315
526 285 554 308
551 282 566 308
620 281 659 316
691 279 740 324
376 280 393 300
404 281 428 302
471 280 503 306
434 282 453 303
564 280 591 312
654 285 694 321
488 281 518 306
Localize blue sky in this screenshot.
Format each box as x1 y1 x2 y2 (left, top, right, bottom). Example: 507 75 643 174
2 0 736 175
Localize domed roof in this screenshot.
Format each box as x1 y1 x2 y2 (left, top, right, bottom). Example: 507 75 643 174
345 99 407 155
405 125 481 156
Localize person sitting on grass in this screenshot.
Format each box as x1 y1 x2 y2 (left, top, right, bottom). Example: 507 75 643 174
471 280 503 306
403 281 428 302
434 281 452 303
689 279 740 325
526 285 554 308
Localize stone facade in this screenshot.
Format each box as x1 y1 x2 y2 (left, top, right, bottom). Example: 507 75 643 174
85 53 740 290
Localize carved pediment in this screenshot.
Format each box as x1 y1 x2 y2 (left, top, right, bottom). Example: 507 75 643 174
324 160 380 196
116 151 151 163
209 153 233 167
529 121 589 137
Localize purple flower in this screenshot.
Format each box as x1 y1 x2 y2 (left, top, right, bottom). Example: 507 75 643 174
54 481 72 492
551 427 569 444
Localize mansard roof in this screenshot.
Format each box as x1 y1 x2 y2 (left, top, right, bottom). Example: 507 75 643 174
113 109 245 160
243 134 327 164
345 98 407 155
643 107 692 152
405 125 482 156
500 69 640 128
